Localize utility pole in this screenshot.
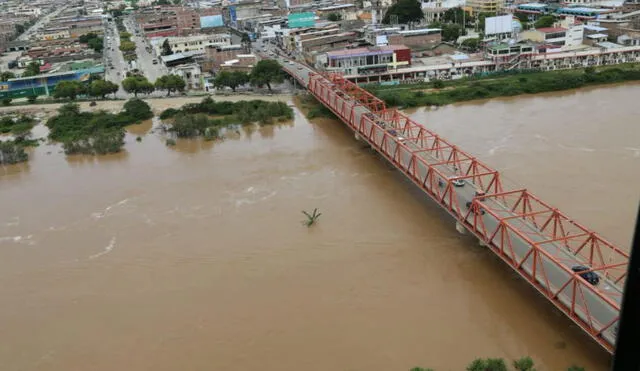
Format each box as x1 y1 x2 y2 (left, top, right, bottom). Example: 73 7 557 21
612 204 640 371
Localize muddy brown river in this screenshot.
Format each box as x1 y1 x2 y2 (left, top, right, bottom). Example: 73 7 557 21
1 85 639 371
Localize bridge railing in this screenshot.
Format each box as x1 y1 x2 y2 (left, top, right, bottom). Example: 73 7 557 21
305 70 629 353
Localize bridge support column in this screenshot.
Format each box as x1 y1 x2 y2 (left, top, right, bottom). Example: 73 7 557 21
354 133 361 141
478 239 487 247
455 221 466 235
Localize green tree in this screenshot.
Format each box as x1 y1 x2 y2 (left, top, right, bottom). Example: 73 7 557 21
122 98 153 121
250 59 283 92
87 37 103 52
119 41 136 52
22 61 41 77
15 24 25 35
0 71 15 81
461 37 480 50
122 76 154 97
119 31 132 40
214 70 249 92
467 358 508 371
161 38 173 56
154 74 186 96
442 24 462 42
89 80 119 98
443 7 467 25
327 13 342 21
382 0 424 24
27 95 37 104
53 81 86 100
79 32 97 43
534 15 555 29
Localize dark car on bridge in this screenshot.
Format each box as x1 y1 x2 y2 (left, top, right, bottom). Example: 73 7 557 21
572 265 600 286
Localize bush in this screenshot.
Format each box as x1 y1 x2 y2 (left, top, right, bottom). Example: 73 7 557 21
432 80 445 89
0 140 28 164
46 99 153 155
2 98 12 106
159 108 180 119
122 98 153 122
27 95 37 104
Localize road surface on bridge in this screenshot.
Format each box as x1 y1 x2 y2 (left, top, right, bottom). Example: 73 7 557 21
276 54 629 353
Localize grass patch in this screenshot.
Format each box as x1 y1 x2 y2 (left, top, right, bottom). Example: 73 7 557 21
365 65 640 107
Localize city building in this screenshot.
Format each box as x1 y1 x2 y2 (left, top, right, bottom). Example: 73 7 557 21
520 27 570 46
201 44 248 72
0 68 104 99
467 0 504 14
318 45 412 75
169 63 203 89
219 54 258 72
315 4 358 21
388 29 442 48
151 33 231 55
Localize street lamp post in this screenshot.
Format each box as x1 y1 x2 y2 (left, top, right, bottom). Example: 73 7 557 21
612 204 640 371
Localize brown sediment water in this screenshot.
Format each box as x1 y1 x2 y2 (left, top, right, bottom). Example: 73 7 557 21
0 85 638 371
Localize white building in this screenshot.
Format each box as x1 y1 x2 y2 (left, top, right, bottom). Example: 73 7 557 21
152 34 231 55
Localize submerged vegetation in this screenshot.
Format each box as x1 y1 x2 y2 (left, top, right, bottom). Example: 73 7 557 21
366 65 640 107
0 140 29 164
160 97 294 138
411 356 585 371
46 98 153 155
0 114 38 165
298 94 336 119
302 208 321 227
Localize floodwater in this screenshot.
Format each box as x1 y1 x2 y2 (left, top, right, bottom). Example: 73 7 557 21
1 85 639 371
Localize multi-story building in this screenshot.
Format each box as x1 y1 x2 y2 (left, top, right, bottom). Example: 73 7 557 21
318 44 412 75
175 7 221 35
201 44 248 72
152 33 231 55
467 0 504 14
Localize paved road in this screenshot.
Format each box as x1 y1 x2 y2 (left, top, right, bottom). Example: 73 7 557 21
103 19 129 99
124 15 167 83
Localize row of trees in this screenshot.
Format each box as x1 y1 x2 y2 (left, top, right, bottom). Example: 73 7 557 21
121 74 186 97
213 59 284 92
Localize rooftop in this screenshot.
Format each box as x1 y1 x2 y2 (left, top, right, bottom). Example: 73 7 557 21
586 33 608 38
397 28 441 36
317 3 355 11
326 44 408 58
517 3 548 8
536 27 567 33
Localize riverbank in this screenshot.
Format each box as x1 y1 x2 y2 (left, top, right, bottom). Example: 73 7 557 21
0 94 294 117
366 64 640 107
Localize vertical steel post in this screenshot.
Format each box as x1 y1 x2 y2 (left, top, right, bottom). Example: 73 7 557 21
612 204 640 371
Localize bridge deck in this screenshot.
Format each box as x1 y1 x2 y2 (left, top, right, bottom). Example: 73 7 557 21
280 57 629 353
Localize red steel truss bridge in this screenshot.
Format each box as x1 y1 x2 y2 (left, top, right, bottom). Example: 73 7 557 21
282 60 629 354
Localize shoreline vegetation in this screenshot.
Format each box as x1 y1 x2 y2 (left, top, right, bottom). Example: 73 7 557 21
46 98 153 155
159 97 294 140
0 114 39 165
365 64 640 108
411 355 586 371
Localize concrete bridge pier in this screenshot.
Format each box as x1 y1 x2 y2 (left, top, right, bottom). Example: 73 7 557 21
455 221 466 234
